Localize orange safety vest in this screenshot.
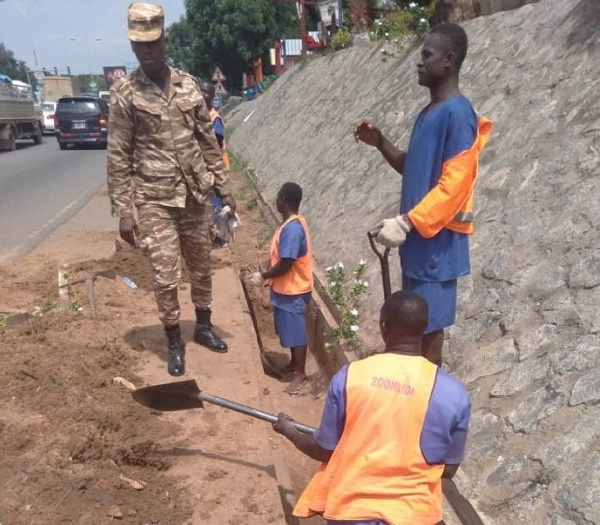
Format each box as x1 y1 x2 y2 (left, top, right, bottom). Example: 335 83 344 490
269 214 313 295
408 117 493 238
294 353 444 525
209 107 230 168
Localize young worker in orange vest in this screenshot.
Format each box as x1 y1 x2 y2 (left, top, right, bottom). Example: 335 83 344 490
250 182 313 395
273 290 471 524
354 23 493 367
200 79 231 248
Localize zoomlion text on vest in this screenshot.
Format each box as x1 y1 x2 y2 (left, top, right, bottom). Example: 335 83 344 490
371 377 415 396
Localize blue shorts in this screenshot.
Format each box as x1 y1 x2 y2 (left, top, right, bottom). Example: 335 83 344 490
273 306 308 348
402 275 457 333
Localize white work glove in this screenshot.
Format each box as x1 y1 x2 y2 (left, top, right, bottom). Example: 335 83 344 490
248 272 265 287
376 215 412 248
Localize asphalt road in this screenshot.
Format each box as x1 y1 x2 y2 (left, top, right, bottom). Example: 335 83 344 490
0 137 108 262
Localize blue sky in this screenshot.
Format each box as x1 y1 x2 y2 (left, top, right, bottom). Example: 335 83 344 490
0 0 187 75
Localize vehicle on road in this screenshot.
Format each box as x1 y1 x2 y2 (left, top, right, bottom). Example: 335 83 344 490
54 96 109 150
42 76 80 102
41 101 57 134
0 76 44 151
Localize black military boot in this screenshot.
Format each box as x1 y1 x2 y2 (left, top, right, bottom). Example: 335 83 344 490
165 324 185 376
193 308 228 353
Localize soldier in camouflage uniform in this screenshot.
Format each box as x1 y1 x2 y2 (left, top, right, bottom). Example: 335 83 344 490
107 2 236 377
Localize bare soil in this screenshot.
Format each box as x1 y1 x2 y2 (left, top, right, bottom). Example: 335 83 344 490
0 171 325 525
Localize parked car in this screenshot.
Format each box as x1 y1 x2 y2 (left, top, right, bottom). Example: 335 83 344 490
41 102 57 134
54 96 109 150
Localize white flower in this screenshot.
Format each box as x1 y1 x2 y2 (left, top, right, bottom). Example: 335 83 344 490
350 325 359 332
358 259 366 266
336 262 345 269
326 266 333 272
409 2 417 8
329 281 337 287
420 18 426 23
350 309 358 316
363 281 369 287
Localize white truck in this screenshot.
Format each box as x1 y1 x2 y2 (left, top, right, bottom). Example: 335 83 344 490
0 78 44 151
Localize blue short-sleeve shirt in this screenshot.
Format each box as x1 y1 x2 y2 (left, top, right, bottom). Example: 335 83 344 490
212 116 225 149
400 95 478 282
212 115 225 138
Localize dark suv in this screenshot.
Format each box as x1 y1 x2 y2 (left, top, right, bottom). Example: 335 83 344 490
54 96 109 150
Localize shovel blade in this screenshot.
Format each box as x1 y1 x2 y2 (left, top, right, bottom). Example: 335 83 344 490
132 379 204 411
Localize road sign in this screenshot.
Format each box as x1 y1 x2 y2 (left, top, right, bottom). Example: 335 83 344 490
211 67 226 82
34 71 45 81
214 81 228 97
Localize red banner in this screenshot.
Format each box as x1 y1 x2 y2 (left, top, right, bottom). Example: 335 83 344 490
103 66 127 87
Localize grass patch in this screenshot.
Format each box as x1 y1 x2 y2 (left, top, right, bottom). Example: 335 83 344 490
257 228 273 250
534 467 556 486
228 151 247 172
235 175 257 204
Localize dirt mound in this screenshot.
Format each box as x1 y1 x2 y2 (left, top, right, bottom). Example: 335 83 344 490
1 308 192 524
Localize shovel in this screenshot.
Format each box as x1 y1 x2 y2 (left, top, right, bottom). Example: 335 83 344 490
238 272 284 379
132 379 316 435
367 228 392 300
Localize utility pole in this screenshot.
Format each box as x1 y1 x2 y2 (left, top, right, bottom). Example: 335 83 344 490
299 0 307 55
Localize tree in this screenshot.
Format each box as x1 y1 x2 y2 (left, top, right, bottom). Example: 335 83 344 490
168 0 299 92
0 43 31 83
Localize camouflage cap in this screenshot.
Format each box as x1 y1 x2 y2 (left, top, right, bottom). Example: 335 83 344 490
127 3 164 42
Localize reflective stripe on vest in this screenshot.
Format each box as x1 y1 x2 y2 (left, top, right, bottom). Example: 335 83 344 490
407 117 493 238
453 211 473 223
209 107 230 168
294 354 444 524
269 214 313 295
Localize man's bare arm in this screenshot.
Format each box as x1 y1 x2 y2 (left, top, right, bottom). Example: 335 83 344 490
354 119 406 175
377 135 407 174
273 413 333 463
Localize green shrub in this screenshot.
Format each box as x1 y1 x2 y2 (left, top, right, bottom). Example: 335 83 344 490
371 2 434 41
331 30 352 50
318 261 369 353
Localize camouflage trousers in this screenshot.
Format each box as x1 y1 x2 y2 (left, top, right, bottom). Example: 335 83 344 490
137 197 212 326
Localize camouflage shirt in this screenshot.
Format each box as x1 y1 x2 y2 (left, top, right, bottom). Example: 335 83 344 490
107 65 231 218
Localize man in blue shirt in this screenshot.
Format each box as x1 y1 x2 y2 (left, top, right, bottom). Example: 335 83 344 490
354 23 492 366
273 291 471 524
